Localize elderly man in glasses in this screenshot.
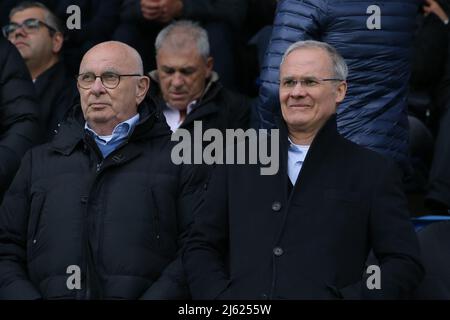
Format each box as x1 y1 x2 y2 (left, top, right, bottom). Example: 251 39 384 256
4 2 77 142
184 40 424 300
0 40 202 300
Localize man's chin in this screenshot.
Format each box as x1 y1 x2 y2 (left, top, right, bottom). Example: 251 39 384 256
168 101 189 111
85 114 111 125
17 49 29 59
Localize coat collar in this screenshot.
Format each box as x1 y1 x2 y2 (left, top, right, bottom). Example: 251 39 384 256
50 98 170 156
34 61 63 91
276 113 340 154
275 113 341 194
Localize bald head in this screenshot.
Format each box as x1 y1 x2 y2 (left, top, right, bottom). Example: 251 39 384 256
80 41 143 75
77 41 150 136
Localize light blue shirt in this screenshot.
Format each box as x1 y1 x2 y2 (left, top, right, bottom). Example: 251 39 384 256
85 113 140 158
287 138 310 186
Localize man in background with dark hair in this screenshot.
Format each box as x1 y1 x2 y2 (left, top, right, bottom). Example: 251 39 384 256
4 1 78 141
0 36 40 203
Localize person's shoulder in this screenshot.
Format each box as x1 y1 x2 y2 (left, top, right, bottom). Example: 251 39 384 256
337 134 394 171
0 38 23 73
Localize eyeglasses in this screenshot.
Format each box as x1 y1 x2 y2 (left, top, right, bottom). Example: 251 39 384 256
76 72 143 89
281 77 344 89
2 18 56 38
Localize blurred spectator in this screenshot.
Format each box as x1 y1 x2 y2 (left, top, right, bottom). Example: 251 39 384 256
4 2 78 142
0 36 40 203
2 1 122 75
407 0 450 198
149 20 250 134
113 0 248 90
424 0 450 212
256 0 420 174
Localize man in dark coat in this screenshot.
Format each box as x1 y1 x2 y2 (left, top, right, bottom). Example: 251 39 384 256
0 41 201 299
184 41 424 299
4 2 78 142
2 1 123 75
0 36 40 203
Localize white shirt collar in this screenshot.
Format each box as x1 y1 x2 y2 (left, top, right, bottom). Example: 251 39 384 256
163 100 197 132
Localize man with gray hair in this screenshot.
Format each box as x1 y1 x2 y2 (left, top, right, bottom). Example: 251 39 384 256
184 40 423 300
3 1 77 141
148 20 249 134
256 0 420 176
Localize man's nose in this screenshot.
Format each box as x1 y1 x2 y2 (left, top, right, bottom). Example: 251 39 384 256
12 26 27 39
290 82 308 98
90 77 107 95
171 72 185 87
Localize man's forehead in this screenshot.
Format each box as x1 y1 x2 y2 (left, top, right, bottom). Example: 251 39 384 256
158 41 203 58
81 49 131 71
286 48 330 63
281 48 332 75
11 7 46 21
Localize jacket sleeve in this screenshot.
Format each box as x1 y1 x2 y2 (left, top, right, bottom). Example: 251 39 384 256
139 163 204 299
256 0 326 129
0 38 40 201
339 162 424 299
182 0 248 29
0 150 42 299
182 164 231 300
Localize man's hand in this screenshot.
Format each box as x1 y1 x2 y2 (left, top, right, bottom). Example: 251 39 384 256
141 0 163 21
157 0 183 23
423 0 449 24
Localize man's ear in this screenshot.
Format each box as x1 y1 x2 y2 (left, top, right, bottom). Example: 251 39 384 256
205 56 214 78
136 75 150 105
52 32 64 54
335 81 347 104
